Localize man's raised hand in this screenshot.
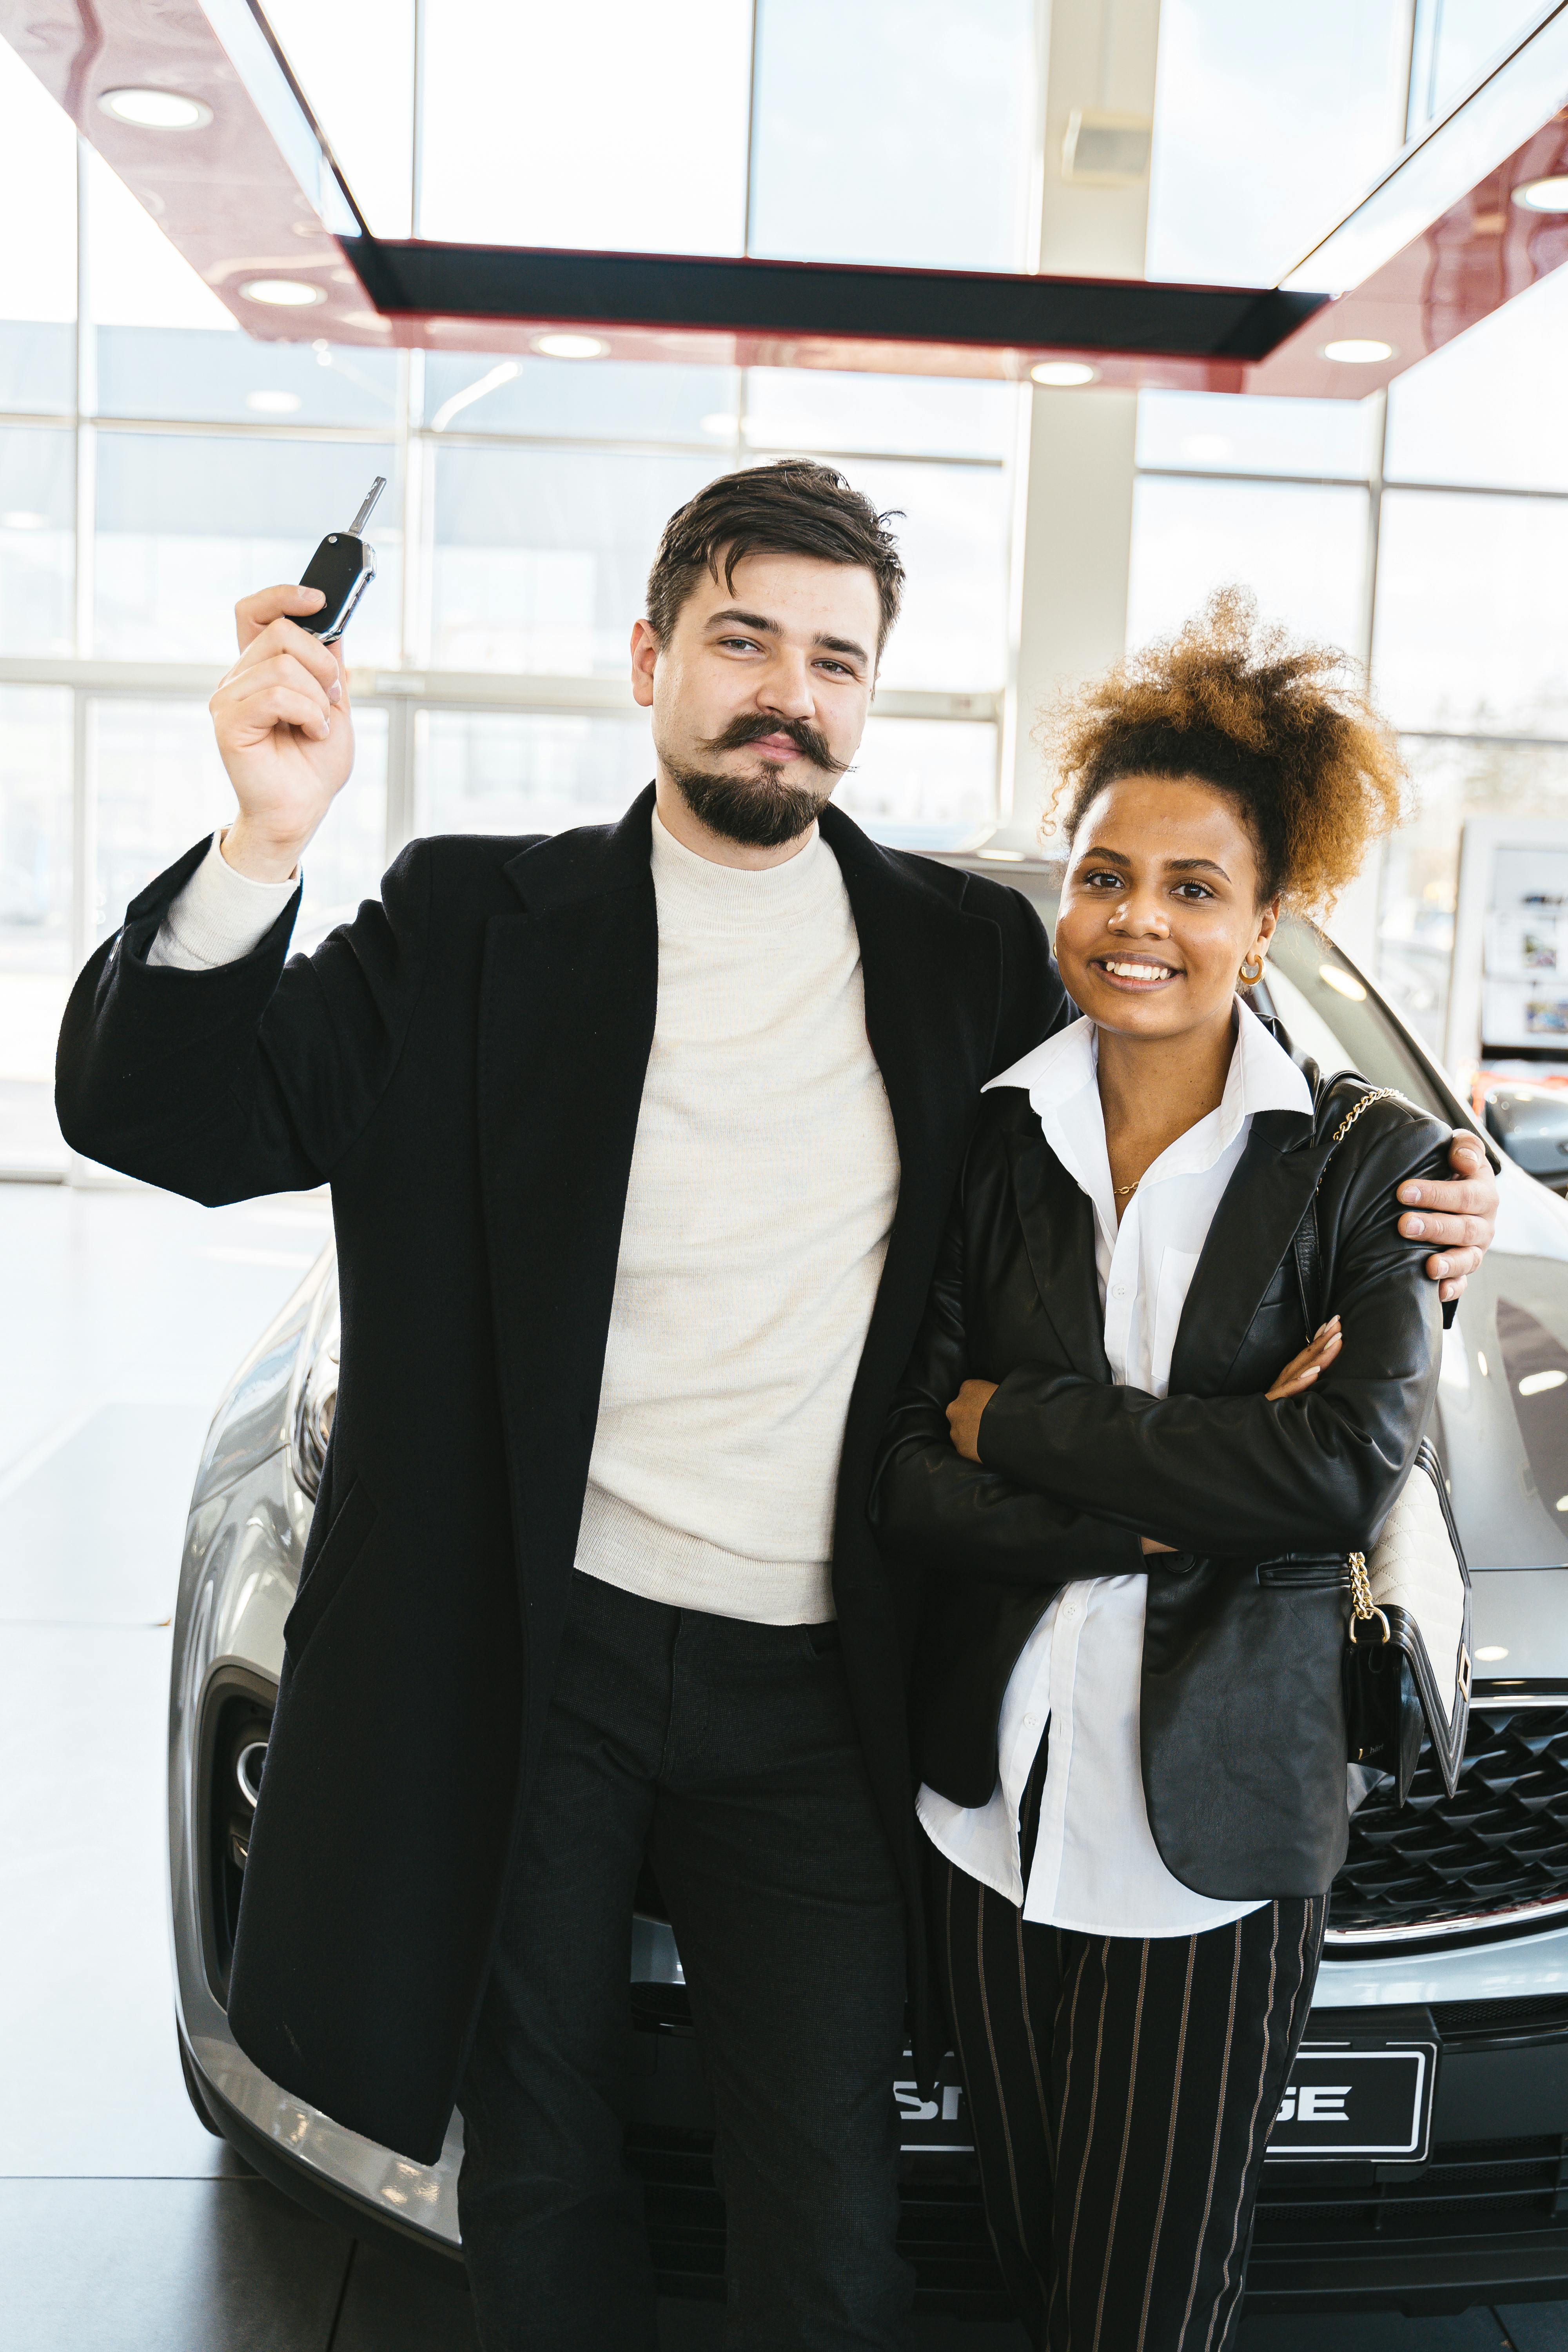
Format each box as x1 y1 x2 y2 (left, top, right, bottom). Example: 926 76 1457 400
208 584 355 883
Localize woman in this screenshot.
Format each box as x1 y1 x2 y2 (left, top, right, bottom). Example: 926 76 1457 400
870 591 1451 2352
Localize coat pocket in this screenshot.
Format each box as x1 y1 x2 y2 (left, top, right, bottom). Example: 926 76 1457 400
284 1477 377 1660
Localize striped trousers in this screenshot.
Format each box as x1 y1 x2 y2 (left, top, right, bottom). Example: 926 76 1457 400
931 1851 1326 2352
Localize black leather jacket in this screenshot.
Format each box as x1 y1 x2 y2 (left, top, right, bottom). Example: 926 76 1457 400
869 1054 1452 1902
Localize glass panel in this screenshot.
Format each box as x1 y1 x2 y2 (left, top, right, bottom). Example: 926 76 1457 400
743 370 1018 463
84 148 236 335
1136 389 1377 479
430 444 714 675
96 331 399 429
0 36 76 416
1 427 74 656
1147 0 1409 286
1372 490 1568 735
1127 474 1369 655
818 458 1009 694
261 0 416 238
419 709 653 837
1385 266 1568 495
0 683 73 1172
837 717 996 848
92 698 388 949
750 0 1033 271
420 0 751 254
1408 0 1545 128
1379 737 1568 1056
421 354 739 445
94 435 401 666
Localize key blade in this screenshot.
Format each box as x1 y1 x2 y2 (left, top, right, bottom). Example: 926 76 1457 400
348 475 386 536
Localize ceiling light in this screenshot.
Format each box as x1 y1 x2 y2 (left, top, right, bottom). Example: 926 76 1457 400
532 332 608 361
2 510 47 530
701 412 740 436
1318 963 1367 1002
1513 176 1568 214
240 278 326 308
1519 1368 1568 1397
98 87 212 131
1031 361 1099 387
1474 1646 1510 1662
1322 338 1394 364
245 389 302 414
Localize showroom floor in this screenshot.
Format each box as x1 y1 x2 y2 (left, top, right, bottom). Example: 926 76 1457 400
2 1174 1566 2352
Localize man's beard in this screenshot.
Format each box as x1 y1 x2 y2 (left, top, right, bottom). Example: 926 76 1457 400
664 714 849 850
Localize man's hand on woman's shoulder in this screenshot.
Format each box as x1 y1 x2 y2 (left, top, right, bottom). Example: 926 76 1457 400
1397 1129 1498 1304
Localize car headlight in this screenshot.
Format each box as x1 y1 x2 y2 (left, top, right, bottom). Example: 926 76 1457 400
288 1271 339 1501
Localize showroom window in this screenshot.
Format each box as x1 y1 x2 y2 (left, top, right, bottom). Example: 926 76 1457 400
0 7 1026 1172
1137 9 1568 1067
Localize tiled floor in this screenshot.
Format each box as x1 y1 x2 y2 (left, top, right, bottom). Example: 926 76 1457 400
2 1175 1567 2349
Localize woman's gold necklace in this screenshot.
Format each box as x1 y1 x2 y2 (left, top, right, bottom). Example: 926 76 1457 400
1115 1177 1140 1198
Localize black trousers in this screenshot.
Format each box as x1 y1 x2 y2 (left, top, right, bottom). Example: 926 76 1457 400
932 1844 1325 2352
456 1570 914 2352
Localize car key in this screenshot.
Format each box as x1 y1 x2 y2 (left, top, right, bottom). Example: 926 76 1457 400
297 476 385 642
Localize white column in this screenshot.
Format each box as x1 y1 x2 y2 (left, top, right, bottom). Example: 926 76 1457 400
995 0 1163 845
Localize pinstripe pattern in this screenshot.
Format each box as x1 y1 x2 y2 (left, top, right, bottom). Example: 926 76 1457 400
932 1855 1324 2352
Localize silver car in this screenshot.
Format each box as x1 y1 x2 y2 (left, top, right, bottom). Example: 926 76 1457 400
170 855 1568 2322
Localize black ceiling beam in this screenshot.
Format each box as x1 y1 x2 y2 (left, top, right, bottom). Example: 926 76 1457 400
342 237 1327 363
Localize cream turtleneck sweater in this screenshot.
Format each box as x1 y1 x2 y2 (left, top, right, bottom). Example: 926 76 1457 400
150 806 901 1625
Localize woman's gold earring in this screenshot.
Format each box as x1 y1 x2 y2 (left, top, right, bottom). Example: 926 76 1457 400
1240 955 1265 985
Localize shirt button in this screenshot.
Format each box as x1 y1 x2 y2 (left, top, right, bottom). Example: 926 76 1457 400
1061 1598 1081 1620
1021 1713 1041 1729
1111 1284 1127 1299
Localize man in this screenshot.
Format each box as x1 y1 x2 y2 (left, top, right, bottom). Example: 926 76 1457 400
56 460 1495 2350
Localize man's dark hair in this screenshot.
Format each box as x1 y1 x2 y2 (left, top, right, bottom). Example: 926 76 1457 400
646 459 904 653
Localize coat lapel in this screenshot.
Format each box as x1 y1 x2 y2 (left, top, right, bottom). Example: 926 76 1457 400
818 809 1009 1572
1000 1111 1114 1381
1167 1108 1322 1394
477 788 659 1730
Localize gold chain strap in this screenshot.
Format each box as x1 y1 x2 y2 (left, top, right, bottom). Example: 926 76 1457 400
1347 1550 1391 1645
1330 1087 1404 1147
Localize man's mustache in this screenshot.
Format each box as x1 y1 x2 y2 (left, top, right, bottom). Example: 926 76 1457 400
701 713 849 776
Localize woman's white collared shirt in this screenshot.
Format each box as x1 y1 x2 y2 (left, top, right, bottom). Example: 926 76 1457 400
916 1000 1314 1936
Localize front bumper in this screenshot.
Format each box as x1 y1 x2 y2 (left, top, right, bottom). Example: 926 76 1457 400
171 1462 1568 2314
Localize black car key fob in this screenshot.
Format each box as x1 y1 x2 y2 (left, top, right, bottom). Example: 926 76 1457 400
298 476 385 641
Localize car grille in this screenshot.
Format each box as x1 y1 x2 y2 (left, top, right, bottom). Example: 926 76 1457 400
1251 2132 1568 2249
629 2119 1568 2308
1327 1698 1568 1942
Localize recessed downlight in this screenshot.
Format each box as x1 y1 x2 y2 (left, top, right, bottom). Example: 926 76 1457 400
532 332 609 360
1513 176 1568 214
1031 361 1099 387
98 86 212 131
245 389 302 414
239 279 327 308
1322 338 1395 364
1318 963 1367 1002
1475 1646 1510 1663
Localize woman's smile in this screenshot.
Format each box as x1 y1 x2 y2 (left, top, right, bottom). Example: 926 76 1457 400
1091 953 1182 991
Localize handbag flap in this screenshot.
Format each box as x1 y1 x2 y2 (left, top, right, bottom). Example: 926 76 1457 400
1367 1449 1469 1684
1365 1442 1473 1794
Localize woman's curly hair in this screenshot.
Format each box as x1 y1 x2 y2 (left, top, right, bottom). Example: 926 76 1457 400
1038 588 1406 921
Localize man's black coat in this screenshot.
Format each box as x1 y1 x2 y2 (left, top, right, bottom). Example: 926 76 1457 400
56 785 1064 2162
